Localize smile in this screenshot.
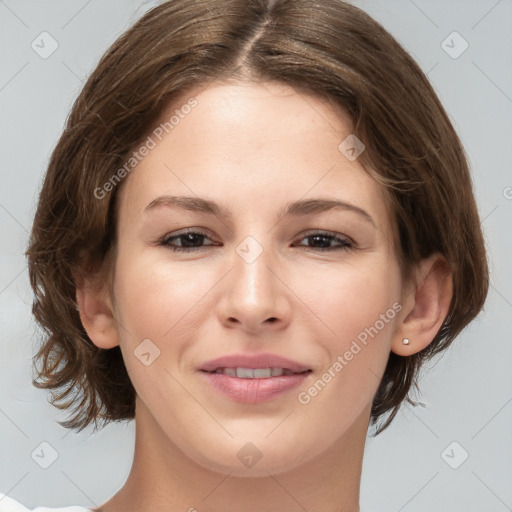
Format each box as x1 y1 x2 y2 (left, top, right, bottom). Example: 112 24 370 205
205 367 311 378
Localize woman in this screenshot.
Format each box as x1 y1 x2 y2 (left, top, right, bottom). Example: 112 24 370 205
0 0 488 510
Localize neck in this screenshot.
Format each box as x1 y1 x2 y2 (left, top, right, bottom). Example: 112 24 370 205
95 399 370 512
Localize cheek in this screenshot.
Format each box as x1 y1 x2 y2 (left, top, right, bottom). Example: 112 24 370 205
113 254 205 342
111 253 210 406
307 257 402 405
268 265 402 456
315 257 402 342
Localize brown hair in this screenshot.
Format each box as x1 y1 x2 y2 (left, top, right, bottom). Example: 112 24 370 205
26 0 489 435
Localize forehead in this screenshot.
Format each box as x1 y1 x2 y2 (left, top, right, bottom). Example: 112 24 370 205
117 81 392 233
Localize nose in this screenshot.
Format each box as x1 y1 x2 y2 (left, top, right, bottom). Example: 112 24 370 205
216 239 292 334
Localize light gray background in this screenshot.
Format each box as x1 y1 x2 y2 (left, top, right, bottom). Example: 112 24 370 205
0 0 511 511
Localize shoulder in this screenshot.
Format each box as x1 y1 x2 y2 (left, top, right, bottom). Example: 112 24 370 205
0 493 91 512
0 493 29 511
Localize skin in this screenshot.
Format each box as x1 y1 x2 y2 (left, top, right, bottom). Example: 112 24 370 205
77 81 452 512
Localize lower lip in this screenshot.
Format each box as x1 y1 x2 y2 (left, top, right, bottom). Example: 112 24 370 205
199 371 311 404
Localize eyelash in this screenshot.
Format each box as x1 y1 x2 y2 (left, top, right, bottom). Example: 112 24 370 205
158 229 355 253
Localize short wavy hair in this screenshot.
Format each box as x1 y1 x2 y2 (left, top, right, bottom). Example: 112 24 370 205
26 0 489 435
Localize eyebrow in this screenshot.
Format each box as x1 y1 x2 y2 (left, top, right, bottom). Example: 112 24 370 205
144 195 376 227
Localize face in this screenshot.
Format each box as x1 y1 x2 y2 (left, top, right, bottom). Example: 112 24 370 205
109 81 406 476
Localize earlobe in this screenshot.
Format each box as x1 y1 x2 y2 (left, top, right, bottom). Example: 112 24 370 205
76 275 119 350
391 253 453 356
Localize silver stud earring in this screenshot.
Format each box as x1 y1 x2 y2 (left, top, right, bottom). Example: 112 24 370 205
402 338 410 345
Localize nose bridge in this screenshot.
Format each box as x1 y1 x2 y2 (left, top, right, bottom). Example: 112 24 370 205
233 233 278 306
218 232 290 331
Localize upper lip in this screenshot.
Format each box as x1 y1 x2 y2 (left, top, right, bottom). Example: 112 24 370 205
200 353 311 373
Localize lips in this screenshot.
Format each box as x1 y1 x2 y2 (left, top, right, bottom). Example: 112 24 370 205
210 367 301 378
199 353 311 374
199 353 313 403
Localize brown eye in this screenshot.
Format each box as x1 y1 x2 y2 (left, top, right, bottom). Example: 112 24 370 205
294 231 354 251
160 230 215 252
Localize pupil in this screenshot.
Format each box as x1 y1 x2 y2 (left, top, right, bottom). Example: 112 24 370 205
182 233 203 247
311 235 329 248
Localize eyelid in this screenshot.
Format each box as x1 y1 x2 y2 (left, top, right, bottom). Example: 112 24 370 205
160 227 215 245
296 229 356 247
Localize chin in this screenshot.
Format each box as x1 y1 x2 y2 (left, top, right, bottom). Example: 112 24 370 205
180 430 317 477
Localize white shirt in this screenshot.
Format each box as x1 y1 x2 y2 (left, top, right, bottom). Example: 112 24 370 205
0 493 92 512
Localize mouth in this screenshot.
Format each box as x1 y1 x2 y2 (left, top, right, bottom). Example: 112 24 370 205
199 352 312 375
198 353 313 403
199 368 312 404
198 353 313 404
201 367 313 378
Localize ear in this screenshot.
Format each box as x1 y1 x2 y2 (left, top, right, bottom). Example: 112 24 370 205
391 253 453 356
75 271 119 349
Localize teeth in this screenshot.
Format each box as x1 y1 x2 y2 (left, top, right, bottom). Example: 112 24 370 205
213 367 296 378
253 368 272 378
236 367 255 378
